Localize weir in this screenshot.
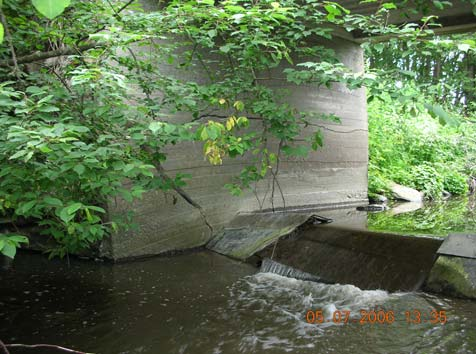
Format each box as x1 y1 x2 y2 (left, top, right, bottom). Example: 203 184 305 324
207 208 476 298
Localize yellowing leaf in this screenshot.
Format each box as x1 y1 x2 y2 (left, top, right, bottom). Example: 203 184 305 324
218 98 226 105
236 116 249 127
233 100 245 111
225 117 236 131
271 2 280 9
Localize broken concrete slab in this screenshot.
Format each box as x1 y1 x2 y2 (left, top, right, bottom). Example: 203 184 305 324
437 233 476 259
206 212 331 261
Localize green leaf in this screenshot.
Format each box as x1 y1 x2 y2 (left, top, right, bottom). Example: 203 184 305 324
58 203 82 223
1 242 16 259
85 205 106 213
24 151 34 162
382 3 397 10
39 145 53 153
44 196 63 207
32 0 71 20
66 202 82 215
219 45 232 53
9 150 28 160
433 1 444 10
18 200 37 215
281 145 310 157
149 121 162 134
58 209 73 223
73 164 85 175
424 103 460 127
233 101 245 111
311 130 324 150
38 105 60 112
5 235 28 244
199 126 208 140
0 23 4 44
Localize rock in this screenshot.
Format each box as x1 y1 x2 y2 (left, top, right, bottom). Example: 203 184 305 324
424 256 476 299
425 233 476 299
356 204 389 212
389 201 423 215
469 177 476 194
369 194 388 204
390 183 423 202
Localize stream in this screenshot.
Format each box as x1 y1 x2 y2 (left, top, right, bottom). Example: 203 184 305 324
367 197 476 237
1 250 475 354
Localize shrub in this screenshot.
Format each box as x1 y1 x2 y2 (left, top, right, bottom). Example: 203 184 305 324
441 168 469 195
368 97 475 200
409 164 444 199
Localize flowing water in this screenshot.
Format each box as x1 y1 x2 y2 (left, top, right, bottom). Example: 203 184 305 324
1 251 475 354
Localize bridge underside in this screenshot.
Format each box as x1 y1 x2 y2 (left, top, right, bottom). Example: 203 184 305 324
102 0 476 260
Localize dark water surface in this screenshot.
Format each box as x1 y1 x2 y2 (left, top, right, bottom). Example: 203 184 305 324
1 251 476 354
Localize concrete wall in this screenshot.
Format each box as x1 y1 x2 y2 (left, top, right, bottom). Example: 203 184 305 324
103 6 369 260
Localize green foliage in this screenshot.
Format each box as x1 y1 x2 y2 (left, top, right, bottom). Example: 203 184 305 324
365 33 476 115
368 95 475 199
441 168 469 195
0 0 371 257
409 163 444 198
365 14 476 200
0 234 28 258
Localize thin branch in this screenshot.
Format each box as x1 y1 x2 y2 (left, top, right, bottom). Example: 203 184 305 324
51 68 73 94
5 343 92 354
304 122 368 134
126 47 157 117
117 0 136 14
0 9 20 77
192 45 216 83
142 146 214 236
270 140 286 212
77 0 136 42
0 339 10 354
192 113 263 122
0 43 99 67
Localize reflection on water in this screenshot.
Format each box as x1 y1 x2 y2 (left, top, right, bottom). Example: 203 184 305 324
1 251 475 353
368 197 476 237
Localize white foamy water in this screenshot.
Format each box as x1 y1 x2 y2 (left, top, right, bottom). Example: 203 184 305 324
212 272 392 352
206 271 459 354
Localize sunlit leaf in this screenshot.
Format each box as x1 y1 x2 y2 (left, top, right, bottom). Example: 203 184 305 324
32 0 71 20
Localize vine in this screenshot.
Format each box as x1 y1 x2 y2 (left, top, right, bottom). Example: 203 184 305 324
0 0 444 258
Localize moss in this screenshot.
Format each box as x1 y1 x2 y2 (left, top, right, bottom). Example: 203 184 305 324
425 256 476 299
